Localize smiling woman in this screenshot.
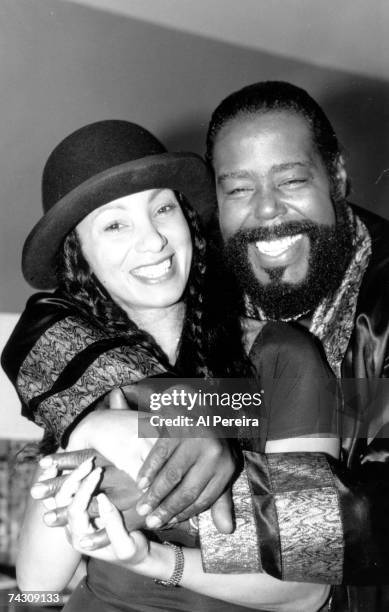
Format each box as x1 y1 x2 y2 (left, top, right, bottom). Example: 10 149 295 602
76 189 192 331
2 119 258 610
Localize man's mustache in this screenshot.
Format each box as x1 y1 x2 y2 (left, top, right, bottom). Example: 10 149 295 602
227 221 322 246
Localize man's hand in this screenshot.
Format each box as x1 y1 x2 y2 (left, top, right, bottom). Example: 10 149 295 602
120 381 240 533
135 437 238 532
76 384 241 533
39 384 240 538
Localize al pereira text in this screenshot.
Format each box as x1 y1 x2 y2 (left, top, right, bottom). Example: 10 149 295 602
149 415 260 427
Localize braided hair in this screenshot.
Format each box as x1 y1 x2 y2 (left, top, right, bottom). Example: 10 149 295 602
177 197 253 379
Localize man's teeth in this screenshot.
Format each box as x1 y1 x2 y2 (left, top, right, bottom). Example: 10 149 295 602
255 234 302 256
132 258 172 279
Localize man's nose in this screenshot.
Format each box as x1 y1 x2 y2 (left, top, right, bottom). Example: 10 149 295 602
135 222 167 252
251 188 286 222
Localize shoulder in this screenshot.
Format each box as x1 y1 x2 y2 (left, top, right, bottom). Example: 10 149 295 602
1 291 96 383
12 290 83 331
249 321 331 378
250 320 326 360
351 203 389 267
351 204 389 319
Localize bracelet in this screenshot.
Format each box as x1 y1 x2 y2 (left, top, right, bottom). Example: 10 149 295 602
154 542 185 587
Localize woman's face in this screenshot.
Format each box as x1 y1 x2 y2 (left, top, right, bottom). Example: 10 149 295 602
76 188 192 316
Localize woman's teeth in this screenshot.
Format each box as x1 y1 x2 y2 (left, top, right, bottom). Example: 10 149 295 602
255 234 302 257
132 258 172 279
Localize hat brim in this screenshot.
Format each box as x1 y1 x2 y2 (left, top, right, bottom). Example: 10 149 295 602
23 152 215 289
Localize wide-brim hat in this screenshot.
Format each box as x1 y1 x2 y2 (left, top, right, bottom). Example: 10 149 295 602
23 120 215 289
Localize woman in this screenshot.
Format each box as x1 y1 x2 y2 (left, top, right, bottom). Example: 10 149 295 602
3 120 338 611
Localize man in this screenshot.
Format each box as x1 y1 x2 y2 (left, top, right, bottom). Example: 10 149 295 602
202 80 389 610
3 83 389 610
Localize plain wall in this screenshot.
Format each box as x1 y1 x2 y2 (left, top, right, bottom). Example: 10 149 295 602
1 0 389 314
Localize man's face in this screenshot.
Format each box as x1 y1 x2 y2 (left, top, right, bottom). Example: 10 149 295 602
214 110 336 285
212 110 350 319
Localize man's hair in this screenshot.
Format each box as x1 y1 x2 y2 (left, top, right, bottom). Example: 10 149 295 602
206 80 349 200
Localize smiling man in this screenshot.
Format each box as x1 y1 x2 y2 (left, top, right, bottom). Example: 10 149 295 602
214 109 352 321
205 81 389 611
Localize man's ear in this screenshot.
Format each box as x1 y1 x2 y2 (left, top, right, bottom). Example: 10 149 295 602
334 154 348 199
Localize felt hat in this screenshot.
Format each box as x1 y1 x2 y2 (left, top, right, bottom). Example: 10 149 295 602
23 119 215 289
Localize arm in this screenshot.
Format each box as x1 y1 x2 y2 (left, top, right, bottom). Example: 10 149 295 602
0 292 166 447
199 322 345 583
2 295 236 531
199 440 389 586
16 464 82 591
175 548 329 612
200 322 389 584
61 472 330 612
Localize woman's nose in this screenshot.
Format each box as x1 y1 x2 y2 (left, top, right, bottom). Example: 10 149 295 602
135 223 167 253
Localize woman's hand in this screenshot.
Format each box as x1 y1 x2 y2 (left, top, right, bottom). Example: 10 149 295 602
44 458 175 581
67 408 157 482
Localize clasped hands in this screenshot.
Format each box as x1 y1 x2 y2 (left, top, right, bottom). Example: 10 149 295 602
31 384 240 549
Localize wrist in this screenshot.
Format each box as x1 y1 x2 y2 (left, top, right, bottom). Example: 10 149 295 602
149 541 185 586
125 540 175 580
148 541 176 581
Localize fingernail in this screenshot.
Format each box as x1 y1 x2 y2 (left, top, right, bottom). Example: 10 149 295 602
167 517 178 526
30 483 47 498
137 477 149 491
39 456 54 468
136 503 152 516
146 515 162 529
43 511 57 525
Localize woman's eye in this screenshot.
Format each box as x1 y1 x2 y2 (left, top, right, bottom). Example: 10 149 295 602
104 221 124 232
156 203 177 214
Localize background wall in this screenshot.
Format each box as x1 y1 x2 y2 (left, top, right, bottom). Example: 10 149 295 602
1 0 389 313
1 0 388 434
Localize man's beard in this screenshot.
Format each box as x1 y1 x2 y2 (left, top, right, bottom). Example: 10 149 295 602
223 206 354 320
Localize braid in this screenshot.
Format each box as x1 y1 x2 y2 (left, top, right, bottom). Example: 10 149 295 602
176 197 210 377
176 197 252 379
56 230 172 369
202 218 255 379
57 230 128 331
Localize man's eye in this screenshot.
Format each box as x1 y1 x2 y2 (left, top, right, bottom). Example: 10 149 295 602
227 187 252 196
281 178 307 187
